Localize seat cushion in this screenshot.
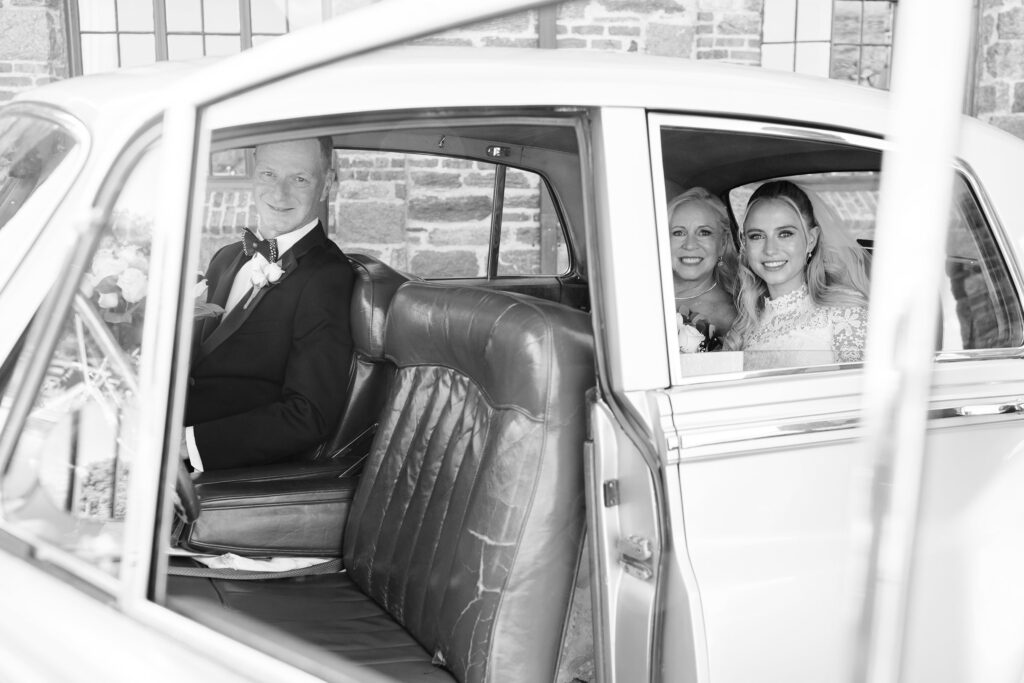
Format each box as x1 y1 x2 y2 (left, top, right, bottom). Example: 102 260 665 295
167 571 455 682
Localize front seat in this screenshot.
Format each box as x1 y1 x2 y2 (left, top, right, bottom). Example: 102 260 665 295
169 282 595 682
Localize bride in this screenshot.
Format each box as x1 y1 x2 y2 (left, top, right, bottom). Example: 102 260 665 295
724 180 871 369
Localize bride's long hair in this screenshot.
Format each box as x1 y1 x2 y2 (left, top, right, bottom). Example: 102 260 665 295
725 180 870 350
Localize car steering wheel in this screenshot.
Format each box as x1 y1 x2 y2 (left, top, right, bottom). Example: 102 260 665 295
175 458 201 524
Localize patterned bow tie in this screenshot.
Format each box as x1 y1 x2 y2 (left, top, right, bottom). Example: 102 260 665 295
242 228 279 262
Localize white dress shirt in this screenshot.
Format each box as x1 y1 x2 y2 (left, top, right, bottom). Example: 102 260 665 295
185 219 321 472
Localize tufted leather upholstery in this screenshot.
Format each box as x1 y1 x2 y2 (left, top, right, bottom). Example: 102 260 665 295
168 283 595 683
307 253 409 464
343 282 595 682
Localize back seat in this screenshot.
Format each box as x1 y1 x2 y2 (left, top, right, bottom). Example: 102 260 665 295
169 282 595 682
303 253 410 472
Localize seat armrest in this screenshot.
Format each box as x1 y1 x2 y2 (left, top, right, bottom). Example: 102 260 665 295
177 475 357 557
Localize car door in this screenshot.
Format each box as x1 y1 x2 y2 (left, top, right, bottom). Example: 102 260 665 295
584 107 1024 682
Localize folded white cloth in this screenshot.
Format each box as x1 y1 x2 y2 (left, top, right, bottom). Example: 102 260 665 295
195 553 334 572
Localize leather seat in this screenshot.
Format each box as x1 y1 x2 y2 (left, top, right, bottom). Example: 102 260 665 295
304 253 410 470
169 282 595 683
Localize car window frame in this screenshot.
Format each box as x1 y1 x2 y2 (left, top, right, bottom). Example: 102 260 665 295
649 112 1024 387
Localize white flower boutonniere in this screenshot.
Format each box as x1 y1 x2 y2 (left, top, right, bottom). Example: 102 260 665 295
245 253 285 308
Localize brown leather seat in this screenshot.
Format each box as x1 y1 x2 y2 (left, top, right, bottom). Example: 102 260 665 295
170 282 595 682
304 253 410 469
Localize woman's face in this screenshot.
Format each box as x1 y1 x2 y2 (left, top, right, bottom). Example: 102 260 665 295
669 201 725 284
742 199 818 298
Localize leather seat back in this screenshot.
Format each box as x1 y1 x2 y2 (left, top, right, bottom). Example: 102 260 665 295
308 253 409 464
343 282 594 683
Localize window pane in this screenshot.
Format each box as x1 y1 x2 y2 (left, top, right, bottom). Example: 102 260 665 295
204 0 241 33
830 44 860 82
497 170 568 276
205 34 242 56
761 43 795 72
0 147 158 576
832 0 863 44
116 0 154 32
81 33 120 74
119 33 156 68
167 34 205 61
287 0 324 30
251 0 287 33
940 178 1022 350
79 0 117 32
166 0 202 32
862 1 894 44
330 151 493 279
762 0 796 43
795 41 831 78
860 45 891 88
795 0 832 42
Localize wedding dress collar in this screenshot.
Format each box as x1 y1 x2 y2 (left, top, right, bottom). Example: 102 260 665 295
764 284 810 312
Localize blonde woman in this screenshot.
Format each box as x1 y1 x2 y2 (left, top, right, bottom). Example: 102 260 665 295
668 187 739 348
726 180 870 368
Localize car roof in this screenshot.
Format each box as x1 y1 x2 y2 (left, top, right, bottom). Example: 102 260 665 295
16 46 890 137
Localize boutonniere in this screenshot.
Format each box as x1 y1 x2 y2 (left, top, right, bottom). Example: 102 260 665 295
244 253 286 309
193 277 225 320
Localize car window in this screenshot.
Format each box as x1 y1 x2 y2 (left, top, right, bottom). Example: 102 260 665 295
730 172 1023 352
0 112 78 230
0 147 157 577
201 146 568 279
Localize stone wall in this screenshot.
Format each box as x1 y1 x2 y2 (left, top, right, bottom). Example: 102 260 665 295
0 0 67 102
974 0 1024 138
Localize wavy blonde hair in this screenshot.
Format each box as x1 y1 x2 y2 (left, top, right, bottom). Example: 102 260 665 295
666 186 739 296
725 180 871 350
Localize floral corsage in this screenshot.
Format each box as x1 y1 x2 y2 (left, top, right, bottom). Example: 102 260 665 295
676 311 722 353
244 253 285 308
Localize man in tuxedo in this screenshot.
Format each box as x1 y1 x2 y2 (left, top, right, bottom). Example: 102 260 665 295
183 137 354 471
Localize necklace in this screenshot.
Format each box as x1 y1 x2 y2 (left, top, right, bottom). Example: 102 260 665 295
675 280 717 301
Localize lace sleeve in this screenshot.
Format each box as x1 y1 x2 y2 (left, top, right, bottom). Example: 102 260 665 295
831 305 867 362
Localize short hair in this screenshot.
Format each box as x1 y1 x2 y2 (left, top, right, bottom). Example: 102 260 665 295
254 136 334 178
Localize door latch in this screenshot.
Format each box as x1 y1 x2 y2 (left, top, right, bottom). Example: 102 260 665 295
617 534 655 581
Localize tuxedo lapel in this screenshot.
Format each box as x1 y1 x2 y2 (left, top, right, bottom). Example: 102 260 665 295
194 225 326 362
200 248 245 343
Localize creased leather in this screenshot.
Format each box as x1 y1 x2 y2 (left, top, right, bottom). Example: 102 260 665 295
181 475 358 556
344 283 595 683
312 253 410 462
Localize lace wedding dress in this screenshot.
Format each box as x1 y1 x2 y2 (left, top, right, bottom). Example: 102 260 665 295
743 285 867 370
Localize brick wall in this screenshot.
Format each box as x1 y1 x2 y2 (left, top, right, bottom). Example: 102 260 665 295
974 0 1024 138
0 0 66 102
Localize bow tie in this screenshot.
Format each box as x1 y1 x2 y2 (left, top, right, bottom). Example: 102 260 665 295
243 228 279 262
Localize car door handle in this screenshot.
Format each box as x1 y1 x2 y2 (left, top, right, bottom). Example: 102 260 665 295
950 401 1024 417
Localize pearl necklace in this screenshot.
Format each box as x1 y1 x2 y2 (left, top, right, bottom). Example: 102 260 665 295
674 280 718 302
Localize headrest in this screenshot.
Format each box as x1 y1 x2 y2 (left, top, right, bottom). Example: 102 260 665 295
347 253 410 359
384 282 594 419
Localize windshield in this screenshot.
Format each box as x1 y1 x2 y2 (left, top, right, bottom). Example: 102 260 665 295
0 113 78 230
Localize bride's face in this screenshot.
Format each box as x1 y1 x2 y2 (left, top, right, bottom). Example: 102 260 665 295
743 199 818 298
669 201 725 284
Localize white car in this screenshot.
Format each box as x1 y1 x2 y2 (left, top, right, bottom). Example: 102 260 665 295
0 2 1021 682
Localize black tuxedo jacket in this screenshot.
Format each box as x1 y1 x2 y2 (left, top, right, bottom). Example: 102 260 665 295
185 224 354 470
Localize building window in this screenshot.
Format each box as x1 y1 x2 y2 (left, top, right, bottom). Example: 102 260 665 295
760 0 896 89
67 0 332 76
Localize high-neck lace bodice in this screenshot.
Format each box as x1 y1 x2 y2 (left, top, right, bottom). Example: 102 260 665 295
743 285 867 369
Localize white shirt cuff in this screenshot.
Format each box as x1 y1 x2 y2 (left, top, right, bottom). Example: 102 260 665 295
185 426 204 473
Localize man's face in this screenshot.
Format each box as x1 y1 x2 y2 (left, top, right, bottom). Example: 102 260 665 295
253 139 330 239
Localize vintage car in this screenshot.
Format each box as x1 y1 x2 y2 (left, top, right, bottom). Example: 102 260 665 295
0 1 1022 681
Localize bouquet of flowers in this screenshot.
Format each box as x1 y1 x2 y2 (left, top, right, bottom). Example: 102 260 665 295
84 239 149 352
676 310 723 353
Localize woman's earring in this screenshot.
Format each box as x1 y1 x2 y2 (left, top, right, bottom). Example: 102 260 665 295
806 251 813 262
